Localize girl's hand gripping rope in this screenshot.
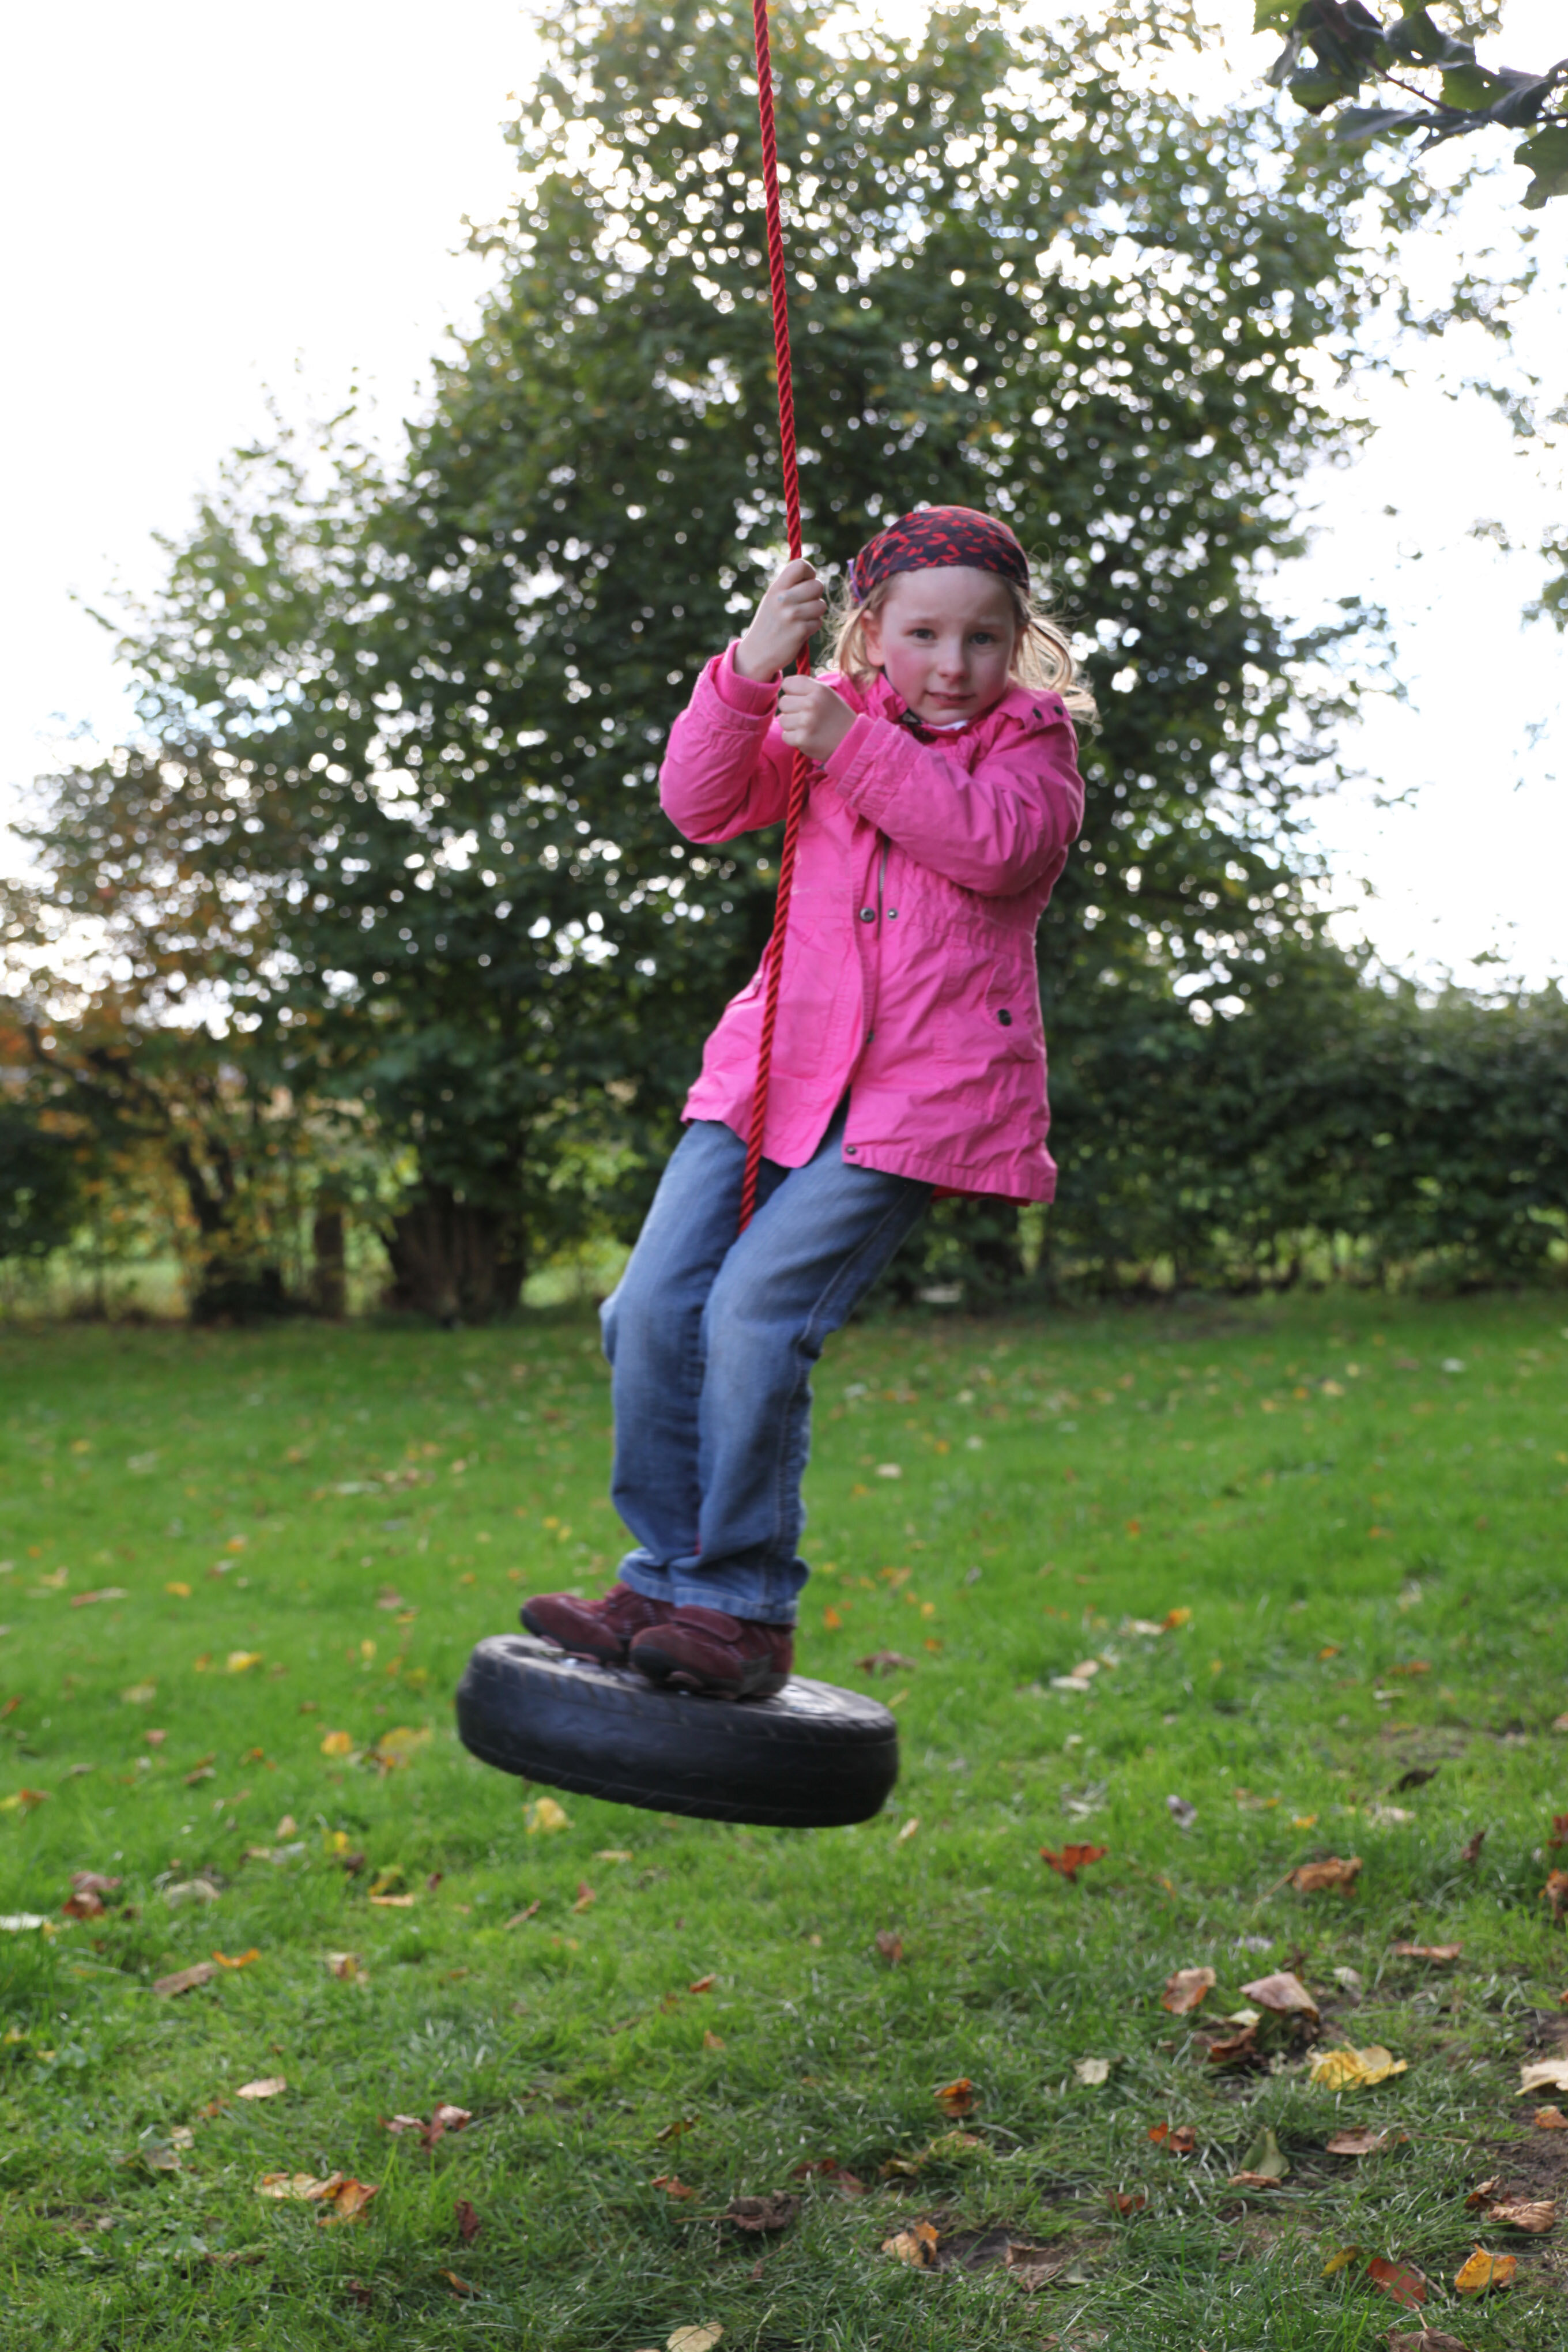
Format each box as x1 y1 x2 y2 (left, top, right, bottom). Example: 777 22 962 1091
733 556 827 681
777 673 855 763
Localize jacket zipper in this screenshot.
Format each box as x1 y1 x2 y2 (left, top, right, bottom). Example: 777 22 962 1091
864 835 890 1050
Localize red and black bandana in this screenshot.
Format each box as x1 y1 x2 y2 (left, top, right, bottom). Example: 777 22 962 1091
847 505 1029 604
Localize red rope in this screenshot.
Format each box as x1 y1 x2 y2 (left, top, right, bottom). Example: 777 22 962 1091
738 0 812 1231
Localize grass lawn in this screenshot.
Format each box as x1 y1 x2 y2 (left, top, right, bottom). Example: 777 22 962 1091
2 1289 1567 2349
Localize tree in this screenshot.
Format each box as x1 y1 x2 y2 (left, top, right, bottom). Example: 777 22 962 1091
11 0 1445 1313
1256 0 1568 208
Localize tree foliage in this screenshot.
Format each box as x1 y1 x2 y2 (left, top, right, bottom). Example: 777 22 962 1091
1257 0 1568 207
5 0 1463 1314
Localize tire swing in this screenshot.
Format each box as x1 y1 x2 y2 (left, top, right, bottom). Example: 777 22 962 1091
454 0 899 1830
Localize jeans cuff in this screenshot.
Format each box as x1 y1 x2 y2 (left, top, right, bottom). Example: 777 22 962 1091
617 1551 804 1626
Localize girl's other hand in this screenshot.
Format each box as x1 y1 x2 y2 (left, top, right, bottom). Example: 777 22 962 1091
777 674 855 763
733 557 827 681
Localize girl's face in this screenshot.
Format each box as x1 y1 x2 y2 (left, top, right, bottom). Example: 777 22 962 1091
860 565 1019 725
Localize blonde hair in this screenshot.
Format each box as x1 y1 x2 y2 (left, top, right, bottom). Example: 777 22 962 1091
828 568 1099 728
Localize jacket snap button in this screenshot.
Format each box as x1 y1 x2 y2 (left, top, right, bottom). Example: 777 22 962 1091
845 1144 858 1155
997 1008 1013 1026
887 908 898 919
858 907 875 922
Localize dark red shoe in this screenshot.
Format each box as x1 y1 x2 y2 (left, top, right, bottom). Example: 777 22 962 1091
521 1581 673 1667
629 1605 794 1699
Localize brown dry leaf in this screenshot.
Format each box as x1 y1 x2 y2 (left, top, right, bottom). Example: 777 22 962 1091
344 2279 373 2309
652 2175 695 2200
855 1650 916 1675
257 2172 333 2200
504 1902 540 1928
441 2270 477 2297
455 2198 481 2245
1147 2121 1197 2154
1366 2256 1427 2308
385 2114 426 2134
1106 2189 1147 2215
1161 1966 1216 2015
1463 2178 1500 2210
934 2077 975 2116
1386 2335 1472 2351
326 1952 364 1982
572 1882 596 1914
236 2076 287 2101
655 2116 697 2143
724 2194 798 2234
62 1890 107 1921
1240 1970 1320 2020
667 2330 723 2352
1309 2045 1407 2090
1453 2246 1517 2296
425 2104 472 2146
1004 2242 1065 2290
1290 1856 1363 1894
875 1929 904 1965
1543 1869 1568 1923
702 2029 725 2051
153 1961 217 1997
1040 1843 1109 1883
318 2177 378 2225
1391 1943 1463 1962
883 2221 940 2268
687 1973 716 1994
1327 2128 1393 2157
1203 2024 1258 2067
1534 2106 1568 2130
1458 1828 1487 1865
213 1948 261 1970
1483 2197 1556 2233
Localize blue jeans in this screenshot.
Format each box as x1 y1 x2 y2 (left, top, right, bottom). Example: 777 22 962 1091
601 1105 930 1624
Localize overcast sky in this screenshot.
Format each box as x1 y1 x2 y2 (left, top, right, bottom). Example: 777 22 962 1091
3 0 1563 989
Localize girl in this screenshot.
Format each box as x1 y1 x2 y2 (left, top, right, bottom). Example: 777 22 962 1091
523 506 1092 1699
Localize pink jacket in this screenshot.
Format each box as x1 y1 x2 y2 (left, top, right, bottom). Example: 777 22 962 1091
661 647 1085 1201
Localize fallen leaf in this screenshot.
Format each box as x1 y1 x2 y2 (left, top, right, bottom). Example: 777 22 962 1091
70 1588 128 1609
1290 1856 1362 1894
1321 2244 1364 2277
594 1848 633 1864
1073 2056 1110 2086
1385 2332 1472 2351
1163 1608 1192 1630
688 1974 715 1993
504 1902 540 1928
652 2174 695 2199
1366 2256 1427 2308
525 1796 568 1835
1482 2196 1556 2233
368 1893 416 1909
367 1725 431 1772
121 1683 157 1704
1229 2126 1290 2185
326 1952 364 1981
666 2330 723 2352
725 2194 798 2234
1310 2045 1408 2090
895 1816 920 1845
1535 2106 1568 2130
455 2198 481 2245
855 1650 916 1675
1518 2059 1568 2097
1453 2246 1516 2296
318 2177 377 2224
0 1789 50 1814
1328 2127 1393 2156
703 2029 725 2050
1166 1794 1198 1830
655 2116 697 2142
1106 2189 1146 2215
425 2104 471 2146
1458 1829 1487 1865
319 1731 354 1758
236 2076 287 2101
1041 1844 1109 1883
572 1882 596 1913
440 2270 477 2296
153 1961 217 1997
213 1948 261 1970
883 2221 940 2268
1162 1966 1216 2015
1240 1970 1320 2021
1392 1766 1441 1791
1202 2024 1258 2066
1543 1869 1568 1923
936 2076 976 2114
227 1652 263 1675
344 2280 372 2310
1392 1943 1463 1962
1004 2242 1065 2289
1148 2121 1197 2154
875 1929 904 1965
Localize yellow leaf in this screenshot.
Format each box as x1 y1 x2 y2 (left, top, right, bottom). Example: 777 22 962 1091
226 1651 263 1675
165 1582 191 1599
319 1731 354 1758
667 2330 724 2352
895 1816 920 1844
1309 2045 1407 2090
1454 2245 1517 2296
236 2075 287 2100
525 1796 568 1835
882 2221 940 2268
120 1683 157 1704
1321 2244 1363 2276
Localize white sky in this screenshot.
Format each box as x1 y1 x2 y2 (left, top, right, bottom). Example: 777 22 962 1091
2 0 1563 989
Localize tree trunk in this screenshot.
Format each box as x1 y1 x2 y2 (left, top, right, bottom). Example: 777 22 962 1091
311 1207 348 1318
384 1189 525 1324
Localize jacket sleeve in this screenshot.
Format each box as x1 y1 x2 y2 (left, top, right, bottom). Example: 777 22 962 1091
659 644 795 843
821 702 1085 898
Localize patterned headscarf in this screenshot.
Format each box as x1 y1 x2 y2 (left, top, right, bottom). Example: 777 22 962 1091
846 506 1030 605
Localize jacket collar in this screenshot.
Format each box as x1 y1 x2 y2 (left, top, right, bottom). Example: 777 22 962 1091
839 667 1057 745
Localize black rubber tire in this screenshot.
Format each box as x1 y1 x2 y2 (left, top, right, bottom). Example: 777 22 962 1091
455 1633 899 1829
